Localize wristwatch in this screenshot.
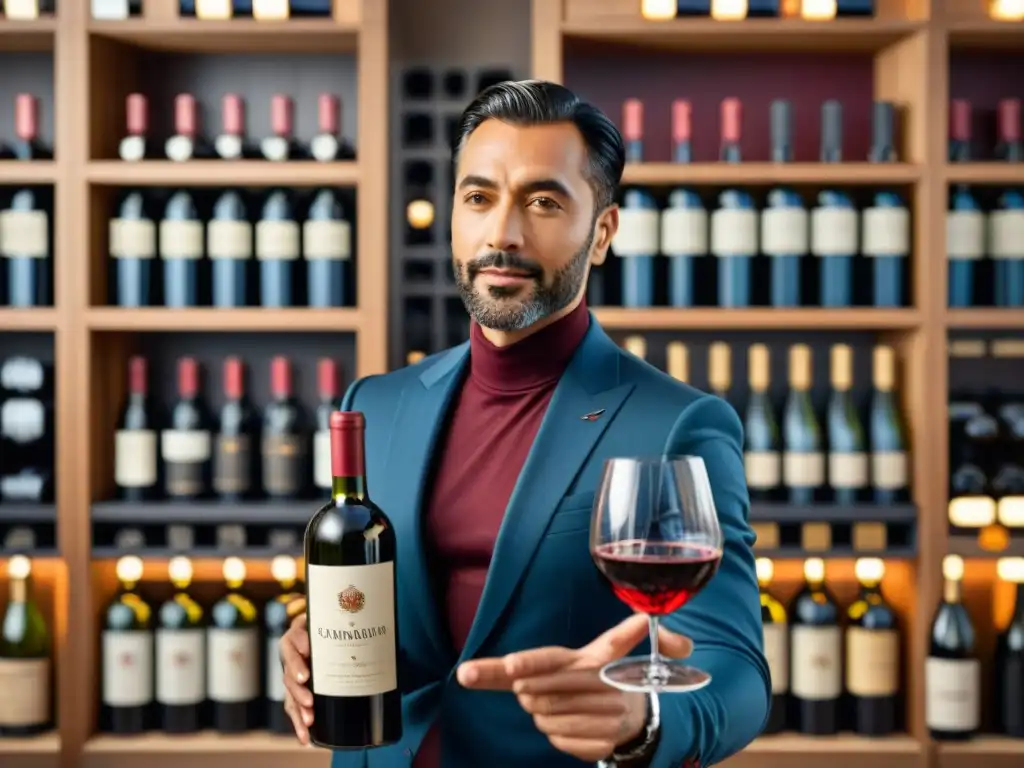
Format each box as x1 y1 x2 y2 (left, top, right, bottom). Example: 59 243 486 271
597 692 661 767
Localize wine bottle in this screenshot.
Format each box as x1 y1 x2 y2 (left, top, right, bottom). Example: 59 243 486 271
0 556 51 736
816 101 858 308
110 190 157 306
996 99 1023 163
313 358 341 493
213 356 256 501
261 95 306 162
208 557 259 733
925 554 980 741
756 558 787 735
115 355 159 501
763 187 806 309
118 94 152 161
265 555 303 735
155 557 205 734
862 189 909 308
712 187 757 308
994 557 1024 737
663 99 705 309
827 344 867 505
310 94 356 161
789 557 841 735
253 0 289 20
947 185 983 308
845 558 900 736
9 94 52 160
165 94 213 162
214 94 259 161
665 341 688 383
949 100 972 163
614 99 657 309
783 344 824 504
209 190 253 308
1 188 51 307
989 191 1024 308
304 189 351 308
305 411 401 748
256 190 299 307
948 397 999 528
870 345 909 505
162 357 212 499
744 343 781 502
160 190 204 308
102 556 154 734
261 356 306 499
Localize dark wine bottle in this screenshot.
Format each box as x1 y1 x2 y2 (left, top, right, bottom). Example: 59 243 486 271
925 554 980 741
756 557 787 734
115 355 159 501
788 557 840 735
118 93 155 162
303 189 351 308
994 557 1024 737
310 94 356 161
102 556 154 734
208 557 259 733
155 556 205 734
214 94 260 161
265 555 304 735
305 411 401 748
209 190 253 308
948 396 999 529
110 190 157 307
260 95 307 161
160 190 204 308
744 343 781 502
313 358 341 493
256 190 298 308
1 188 51 307
162 357 212 499
261 356 305 499
9 95 52 160
213 356 257 501
869 346 909 504
845 558 900 736
996 99 1023 163
165 93 214 162
783 344 824 505
827 344 868 505
0 555 52 736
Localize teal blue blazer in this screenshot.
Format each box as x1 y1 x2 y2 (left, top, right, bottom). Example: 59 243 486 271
330 315 770 768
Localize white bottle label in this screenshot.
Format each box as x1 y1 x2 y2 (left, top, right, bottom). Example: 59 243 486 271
745 450 780 489
267 637 286 702
811 207 858 256
861 207 909 257
761 207 808 256
0 209 48 258
102 631 154 706
0 658 50 726
989 209 1024 260
613 208 659 257
4 0 40 19
92 0 130 20
872 450 907 490
207 627 260 703
197 0 234 20
660 208 707 257
845 627 899 697
711 208 758 256
307 562 398 698
925 657 980 732
165 135 195 163
110 219 156 259
118 135 145 161
156 629 206 706
790 625 841 700
946 209 985 260
829 452 868 489
207 220 253 260
783 452 825 488
310 134 340 163
254 0 290 20
260 136 289 162
161 430 212 463
215 134 243 159
313 429 331 489
159 219 204 260
761 622 788 694
303 219 352 260
256 220 300 261
114 429 158 488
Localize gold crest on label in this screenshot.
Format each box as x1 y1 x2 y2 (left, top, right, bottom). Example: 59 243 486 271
338 585 366 614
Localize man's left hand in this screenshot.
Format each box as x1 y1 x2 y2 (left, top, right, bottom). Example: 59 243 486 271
456 613 693 763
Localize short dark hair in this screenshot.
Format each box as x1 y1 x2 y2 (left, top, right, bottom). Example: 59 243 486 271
452 79 625 211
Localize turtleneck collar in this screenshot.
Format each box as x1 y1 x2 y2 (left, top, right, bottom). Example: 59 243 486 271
468 300 590 393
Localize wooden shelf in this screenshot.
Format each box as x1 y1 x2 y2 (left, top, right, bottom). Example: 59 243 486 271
0 18 56 51
0 731 61 768
944 164 1024 185
937 737 1024 768
593 307 921 331
946 309 1024 329
86 161 360 187
86 308 363 332
623 163 921 186
82 732 330 768
87 19 360 53
724 733 921 768
0 161 58 184
0 309 57 330
947 20 1024 49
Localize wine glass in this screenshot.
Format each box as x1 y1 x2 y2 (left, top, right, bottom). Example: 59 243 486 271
590 456 723 693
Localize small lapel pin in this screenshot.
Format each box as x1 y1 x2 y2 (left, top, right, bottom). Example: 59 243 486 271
580 409 605 422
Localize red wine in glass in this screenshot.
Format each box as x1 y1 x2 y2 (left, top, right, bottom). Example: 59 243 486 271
590 456 723 693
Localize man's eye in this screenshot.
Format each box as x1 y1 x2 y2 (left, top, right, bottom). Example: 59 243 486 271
465 193 486 205
530 197 559 210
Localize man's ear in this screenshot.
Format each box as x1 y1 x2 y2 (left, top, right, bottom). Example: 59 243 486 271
590 205 619 267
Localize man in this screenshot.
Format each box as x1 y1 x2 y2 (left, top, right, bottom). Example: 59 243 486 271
280 80 770 767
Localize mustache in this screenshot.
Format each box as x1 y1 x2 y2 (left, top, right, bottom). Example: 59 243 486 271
467 251 543 279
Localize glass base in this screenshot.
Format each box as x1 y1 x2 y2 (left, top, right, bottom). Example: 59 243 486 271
599 657 711 694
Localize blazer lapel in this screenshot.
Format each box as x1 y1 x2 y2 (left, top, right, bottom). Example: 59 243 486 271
384 343 469 662
459 321 634 662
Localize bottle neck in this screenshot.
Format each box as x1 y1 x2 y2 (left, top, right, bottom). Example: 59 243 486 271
9 576 27 603
331 419 368 501
944 577 961 604
333 474 367 501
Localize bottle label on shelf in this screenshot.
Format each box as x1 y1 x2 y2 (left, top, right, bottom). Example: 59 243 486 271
207 628 260 703
109 218 157 260
761 207 809 257
1 397 44 443
310 134 340 163
158 220 204 260
214 133 243 160
925 657 980 731
163 430 212 497
307 561 398 697
660 208 708 257
989 209 1024 260
313 429 331 489
267 636 286 702
102 630 154 706
811 207 858 257
828 452 868 489
0 658 50 726
946 210 985 260
871 450 907 491
861 207 909 257
998 497 1024 527
213 435 252 495
948 496 997 528
118 134 144 160
156 629 206 706
303 220 352 260
790 625 841 700
0 209 48 259
165 136 196 163
612 208 659 257
207 220 254 260
744 450 780 489
262 434 305 496
260 136 290 162
845 627 899 697
256 220 301 261
93 0 131 20
114 429 158 488
254 0 290 20
761 622 788 694
711 208 757 257
782 452 824 488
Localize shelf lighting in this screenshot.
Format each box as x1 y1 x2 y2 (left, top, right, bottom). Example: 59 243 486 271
989 0 1024 20
711 0 749 19
801 0 838 19
641 0 678 20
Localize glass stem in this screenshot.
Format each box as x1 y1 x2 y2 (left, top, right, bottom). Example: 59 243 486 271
647 614 668 683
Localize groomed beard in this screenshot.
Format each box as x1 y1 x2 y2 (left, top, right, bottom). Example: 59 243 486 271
454 233 592 332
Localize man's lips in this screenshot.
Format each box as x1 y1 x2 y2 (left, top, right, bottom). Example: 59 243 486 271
478 268 534 285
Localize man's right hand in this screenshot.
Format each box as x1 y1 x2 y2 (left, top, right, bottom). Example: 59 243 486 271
280 597 314 745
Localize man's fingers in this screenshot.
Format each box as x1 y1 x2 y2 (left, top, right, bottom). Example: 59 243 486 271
577 613 650 665
283 694 310 745
284 673 314 711
288 614 311 657
517 691 628 717
658 625 694 659
286 597 307 619
281 633 312 691
456 658 514 690
548 735 617 764
534 713 624 740
511 669 610 696
502 646 578 679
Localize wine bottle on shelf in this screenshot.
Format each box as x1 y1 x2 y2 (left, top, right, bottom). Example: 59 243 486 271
663 99 705 309
262 356 306 499
993 403 1024 528
947 185 983 308
719 97 742 163
614 99 657 309
827 343 868 505
744 343 781 502
261 95 306 162
162 357 212 500
160 190 204 308
0 555 51 736
996 99 1023 162
305 410 402 748
3 0 51 19
926 554 980 741
990 190 1024 308
313 358 341 493
820 100 843 163
208 558 259 733
209 190 253 308
712 192 756 310
92 0 144 20
155 557 205 734
310 94 356 161
948 100 972 163
110 190 158 306
214 94 259 160
115 355 159 501
0 356 54 504
789 557 841 735
265 555 303 735
304 189 351 308
816 100 858 308
665 341 688 383
9 94 51 160
845 558 900 736
102 556 154 734
756 558 787 735
994 557 1024 737
869 101 898 163
707 342 731 403
165 94 213 162
763 187 806 309
1 188 50 307
948 395 999 528
870 345 909 505
213 356 257 501
253 0 290 20
783 344 824 505
256 190 299 307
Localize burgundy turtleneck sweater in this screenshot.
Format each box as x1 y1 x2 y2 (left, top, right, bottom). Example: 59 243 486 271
413 301 591 768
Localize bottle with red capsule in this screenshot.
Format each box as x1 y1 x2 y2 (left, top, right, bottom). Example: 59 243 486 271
165 94 214 162
310 93 356 161
213 356 258 502
260 95 308 162
118 94 157 162
996 99 1023 163
713 98 756 307
313 358 342 493
662 99 706 308
9 94 52 160
214 93 261 160
162 357 213 500
261 356 307 500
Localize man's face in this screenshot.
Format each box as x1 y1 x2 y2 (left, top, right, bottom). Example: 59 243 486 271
451 120 616 332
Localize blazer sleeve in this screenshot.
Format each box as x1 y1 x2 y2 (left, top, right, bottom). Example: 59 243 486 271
649 394 771 768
